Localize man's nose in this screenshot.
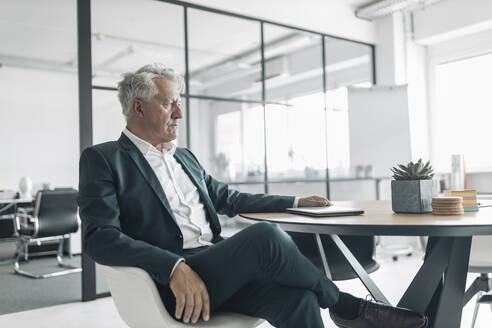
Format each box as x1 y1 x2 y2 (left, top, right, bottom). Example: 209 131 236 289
172 103 183 119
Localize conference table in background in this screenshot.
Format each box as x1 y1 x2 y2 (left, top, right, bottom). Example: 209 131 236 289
240 200 492 328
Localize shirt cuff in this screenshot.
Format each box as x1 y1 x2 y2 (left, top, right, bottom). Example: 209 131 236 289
169 258 185 282
293 197 300 208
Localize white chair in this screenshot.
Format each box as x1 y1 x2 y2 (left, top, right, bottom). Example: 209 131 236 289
102 265 265 328
466 236 492 328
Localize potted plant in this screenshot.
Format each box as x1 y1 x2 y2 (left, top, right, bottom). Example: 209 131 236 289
391 159 434 213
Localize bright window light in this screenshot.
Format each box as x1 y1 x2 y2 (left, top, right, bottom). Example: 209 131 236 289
433 53 492 172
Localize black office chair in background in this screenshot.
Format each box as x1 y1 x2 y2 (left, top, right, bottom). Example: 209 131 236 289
14 189 81 278
289 232 379 280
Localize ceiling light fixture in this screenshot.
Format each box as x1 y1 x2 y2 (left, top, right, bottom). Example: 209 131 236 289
355 0 445 20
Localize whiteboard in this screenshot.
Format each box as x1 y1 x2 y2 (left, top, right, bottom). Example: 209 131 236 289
348 85 412 177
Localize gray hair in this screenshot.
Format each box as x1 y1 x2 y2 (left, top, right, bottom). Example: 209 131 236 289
117 63 185 120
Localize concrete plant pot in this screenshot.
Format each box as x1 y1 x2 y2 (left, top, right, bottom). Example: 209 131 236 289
391 179 433 213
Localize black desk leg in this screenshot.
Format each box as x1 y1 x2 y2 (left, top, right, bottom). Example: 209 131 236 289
432 236 472 328
398 237 452 312
330 234 390 305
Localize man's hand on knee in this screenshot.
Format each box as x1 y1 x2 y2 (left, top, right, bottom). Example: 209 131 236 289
298 195 333 207
170 262 210 323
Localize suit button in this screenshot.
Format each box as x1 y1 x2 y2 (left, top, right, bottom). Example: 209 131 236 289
177 234 182 239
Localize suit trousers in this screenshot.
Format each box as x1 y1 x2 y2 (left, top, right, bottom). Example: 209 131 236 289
159 222 340 328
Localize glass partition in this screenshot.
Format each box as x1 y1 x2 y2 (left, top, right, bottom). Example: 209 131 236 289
265 101 326 181
92 89 126 144
189 99 265 183
264 24 324 102
230 183 266 194
91 0 185 88
324 37 373 91
0 0 80 314
187 9 261 101
268 182 327 198
263 24 326 181
324 37 373 175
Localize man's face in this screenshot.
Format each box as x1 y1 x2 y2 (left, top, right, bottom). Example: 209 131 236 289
139 78 182 144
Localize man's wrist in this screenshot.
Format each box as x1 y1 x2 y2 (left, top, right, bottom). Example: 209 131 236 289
169 258 185 282
293 197 300 208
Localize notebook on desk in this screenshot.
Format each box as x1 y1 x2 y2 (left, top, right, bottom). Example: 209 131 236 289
286 206 364 217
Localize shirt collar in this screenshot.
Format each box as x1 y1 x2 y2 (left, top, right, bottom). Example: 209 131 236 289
123 128 176 156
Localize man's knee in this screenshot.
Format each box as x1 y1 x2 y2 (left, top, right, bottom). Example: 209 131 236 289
252 222 289 242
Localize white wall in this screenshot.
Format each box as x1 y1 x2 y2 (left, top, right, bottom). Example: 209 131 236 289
0 67 79 190
182 0 376 44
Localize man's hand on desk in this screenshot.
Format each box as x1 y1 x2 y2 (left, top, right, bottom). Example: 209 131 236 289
298 195 333 207
170 262 210 323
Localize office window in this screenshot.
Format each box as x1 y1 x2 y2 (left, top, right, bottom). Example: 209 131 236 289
433 53 492 171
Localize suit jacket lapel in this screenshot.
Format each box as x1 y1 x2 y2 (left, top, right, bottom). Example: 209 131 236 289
118 133 177 222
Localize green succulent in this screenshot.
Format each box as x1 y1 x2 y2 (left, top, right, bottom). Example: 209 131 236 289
391 159 434 180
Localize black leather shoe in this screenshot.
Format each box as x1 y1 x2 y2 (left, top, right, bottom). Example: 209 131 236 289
329 299 428 328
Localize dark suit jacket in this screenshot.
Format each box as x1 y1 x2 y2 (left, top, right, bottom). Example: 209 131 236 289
77 133 295 286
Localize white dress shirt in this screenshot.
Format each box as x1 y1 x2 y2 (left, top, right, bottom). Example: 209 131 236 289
123 128 214 249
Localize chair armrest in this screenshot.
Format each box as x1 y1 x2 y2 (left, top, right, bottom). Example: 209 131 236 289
16 212 36 223
15 212 38 236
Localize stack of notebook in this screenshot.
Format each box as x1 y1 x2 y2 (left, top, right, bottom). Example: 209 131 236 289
444 190 479 212
432 197 464 215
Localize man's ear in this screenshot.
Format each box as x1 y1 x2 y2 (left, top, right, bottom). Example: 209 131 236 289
131 99 144 118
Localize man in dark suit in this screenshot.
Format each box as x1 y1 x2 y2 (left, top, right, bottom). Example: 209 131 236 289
78 63 427 328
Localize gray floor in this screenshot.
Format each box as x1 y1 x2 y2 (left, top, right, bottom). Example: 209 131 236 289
0 253 490 327
0 241 107 315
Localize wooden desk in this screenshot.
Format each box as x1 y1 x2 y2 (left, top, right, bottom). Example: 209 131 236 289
0 197 33 205
240 200 492 328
